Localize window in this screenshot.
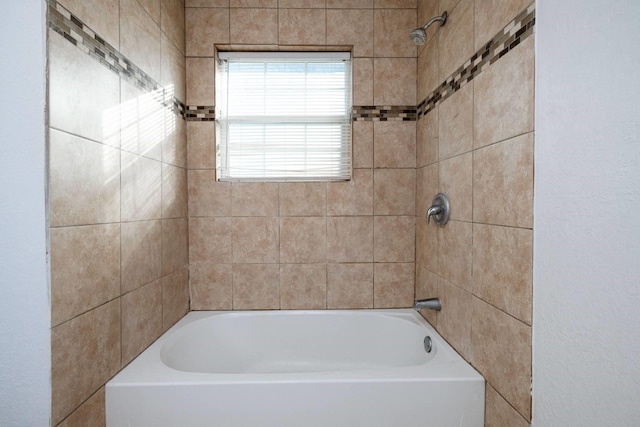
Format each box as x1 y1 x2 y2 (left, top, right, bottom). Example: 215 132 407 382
216 52 352 182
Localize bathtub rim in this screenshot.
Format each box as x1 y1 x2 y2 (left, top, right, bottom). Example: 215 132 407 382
108 309 483 386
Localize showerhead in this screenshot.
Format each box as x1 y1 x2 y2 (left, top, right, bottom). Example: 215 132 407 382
410 28 427 46
410 11 448 46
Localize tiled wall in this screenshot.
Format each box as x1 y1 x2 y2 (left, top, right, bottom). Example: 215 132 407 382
186 0 419 310
48 0 189 425
415 0 534 425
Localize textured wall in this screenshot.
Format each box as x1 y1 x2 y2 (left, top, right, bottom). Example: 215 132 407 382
534 1 640 425
0 1 50 426
186 0 419 311
48 0 189 424
415 0 534 424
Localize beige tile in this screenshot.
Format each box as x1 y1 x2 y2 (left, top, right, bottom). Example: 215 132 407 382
49 32 120 147
374 263 414 308
474 36 534 148
416 161 438 219
437 219 472 290
439 0 461 15
280 217 327 263
279 0 325 7
58 0 119 47
279 9 326 45
50 224 120 326
230 9 278 45
438 278 472 360
373 121 416 168
473 133 534 228
120 82 163 161
373 58 416 105
280 264 327 309
374 9 417 58
162 218 189 274
439 82 473 159
279 182 327 216
188 170 232 216
162 106 187 168
121 0 161 81
161 0 185 54
162 164 188 219
415 216 437 273
187 121 216 169
471 297 532 420
186 7 229 56
327 263 374 308
189 217 232 263
374 216 415 262
231 182 279 216
327 10 374 57
415 264 438 325
475 0 531 51
437 0 473 83
353 58 374 105
327 0 373 7
439 152 472 221
49 130 120 227
485 384 530 427
51 300 120 425
374 168 415 215
416 107 438 167
121 220 162 294
233 264 280 309
232 217 279 263
375 0 416 7
327 169 373 215
353 121 374 168
473 224 532 324
190 262 233 310
57 387 105 427
327 216 374 262
186 58 215 106
415 209 437 269
187 0 229 6
417 36 438 101
121 280 162 364
162 267 190 329
230 0 276 6
121 151 162 222
138 0 161 23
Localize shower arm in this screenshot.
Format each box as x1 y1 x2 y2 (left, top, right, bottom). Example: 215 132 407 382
419 12 448 32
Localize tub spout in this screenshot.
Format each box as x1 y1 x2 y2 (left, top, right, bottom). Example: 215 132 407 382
413 298 442 311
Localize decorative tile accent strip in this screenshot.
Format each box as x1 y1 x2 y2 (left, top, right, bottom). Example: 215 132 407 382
352 106 417 122
47 0 189 120
185 106 216 122
417 3 535 119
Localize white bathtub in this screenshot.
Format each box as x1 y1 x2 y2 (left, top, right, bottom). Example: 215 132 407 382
106 309 484 427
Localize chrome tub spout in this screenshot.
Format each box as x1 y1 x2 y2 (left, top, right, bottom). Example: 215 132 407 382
413 298 442 311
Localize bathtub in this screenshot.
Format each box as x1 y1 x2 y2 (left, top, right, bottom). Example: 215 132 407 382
106 309 484 426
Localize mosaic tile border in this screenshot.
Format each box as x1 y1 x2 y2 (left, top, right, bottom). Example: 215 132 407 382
47 0 534 124
352 106 417 122
417 3 535 119
47 0 187 120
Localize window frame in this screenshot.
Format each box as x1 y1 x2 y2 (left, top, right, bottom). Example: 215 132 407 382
215 51 353 183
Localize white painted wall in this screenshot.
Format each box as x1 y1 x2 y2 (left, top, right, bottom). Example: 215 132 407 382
533 1 640 425
0 1 50 425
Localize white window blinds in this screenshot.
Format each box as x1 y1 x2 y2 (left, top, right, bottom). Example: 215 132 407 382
216 52 352 182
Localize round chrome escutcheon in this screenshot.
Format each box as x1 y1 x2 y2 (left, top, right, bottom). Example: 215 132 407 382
424 336 433 353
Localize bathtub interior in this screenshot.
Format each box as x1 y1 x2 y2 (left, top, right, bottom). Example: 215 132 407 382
160 311 436 374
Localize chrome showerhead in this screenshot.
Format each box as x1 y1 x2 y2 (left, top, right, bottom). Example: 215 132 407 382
410 28 427 46
410 11 448 46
